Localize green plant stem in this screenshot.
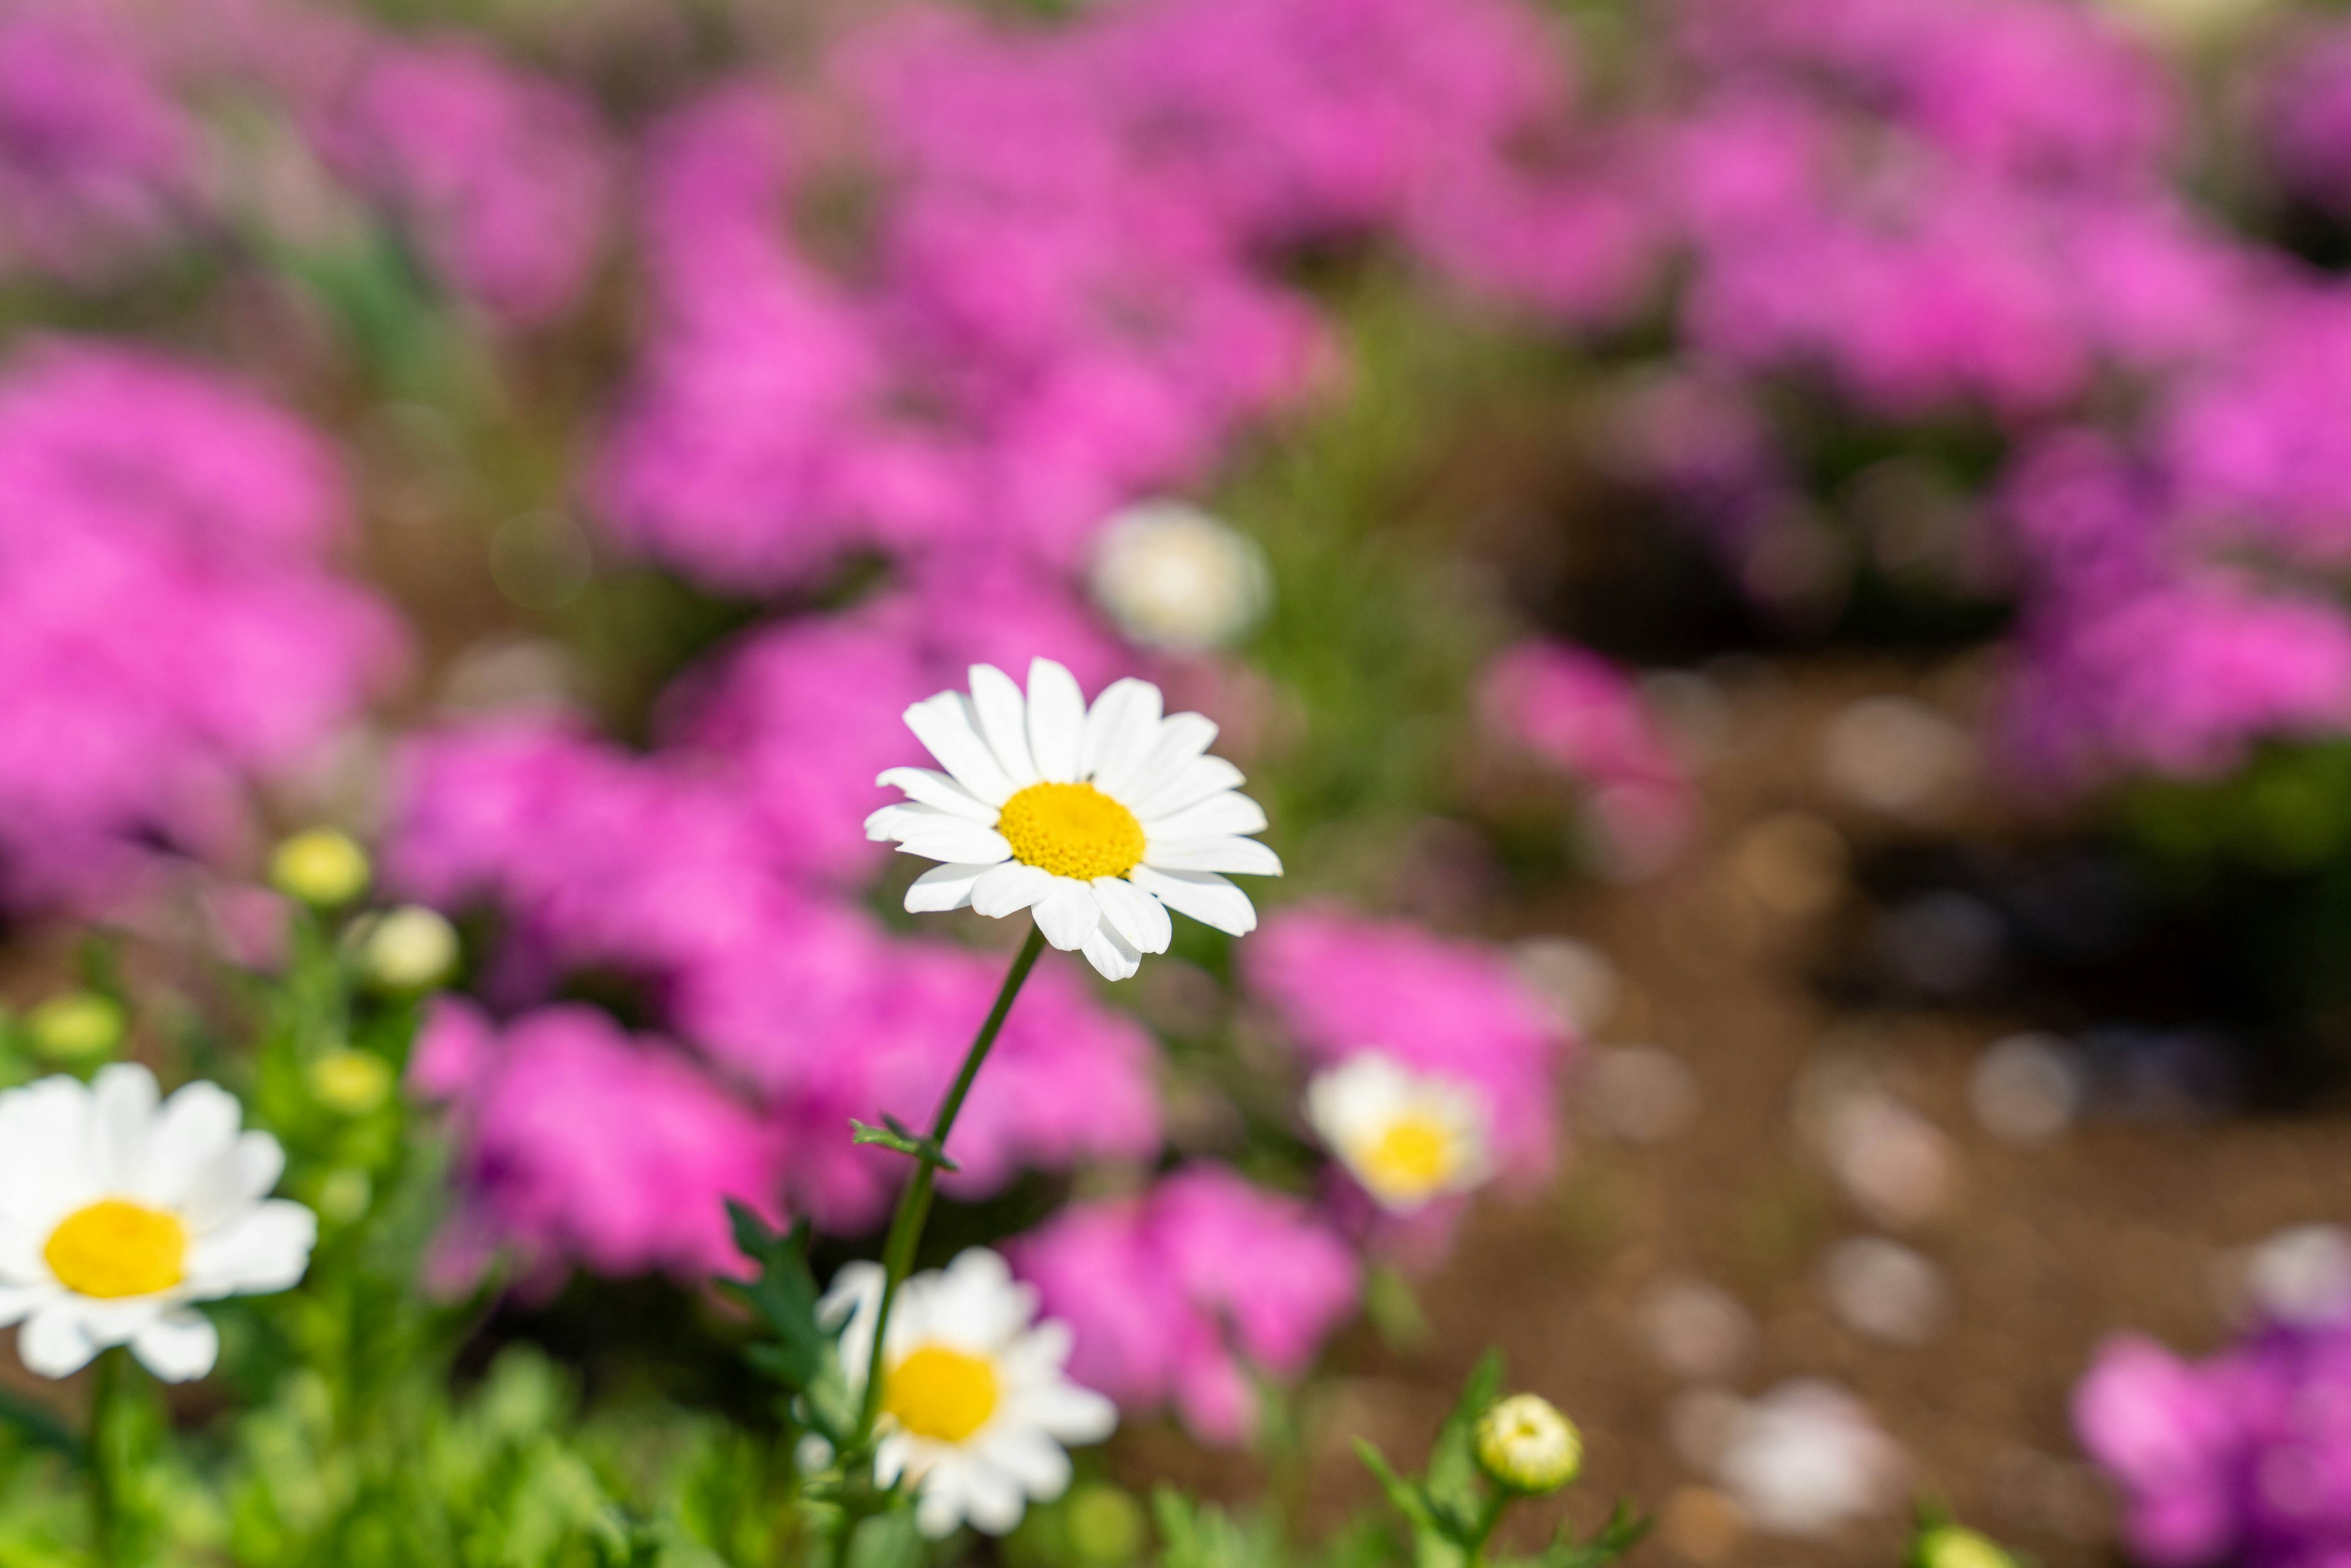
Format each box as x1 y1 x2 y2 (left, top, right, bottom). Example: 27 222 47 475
852 922 1049 1442
1466 1490 1510 1568
88 1348 123 1568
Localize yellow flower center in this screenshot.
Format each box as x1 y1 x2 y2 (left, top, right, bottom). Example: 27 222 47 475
1360 1116 1458 1198
882 1344 1000 1443
996 782 1146 882
43 1199 188 1300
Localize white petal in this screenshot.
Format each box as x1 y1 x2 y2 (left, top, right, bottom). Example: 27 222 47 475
906 694 1017 806
1092 878 1172 955
133 1081 243 1209
130 1310 219 1382
895 821 1016 865
913 1480 965 1539
0 1283 50 1327
17 1304 98 1378
90 1063 160 1193
1128 867 1258 936
980 1428 1073 1496
1100 713 1219 805
1079 678 1163 784
1144 836 1283 877
906 863 992 914
876 767 1000 823
1078 924 1141 982
1032 881 1102 953
1142 790 1267 841
1026 659 1089 784
181 1132 286 1234
1130 756 1247 820
971 863 1057 920
969 664 1041 790
184 1199 316 1297
0 1077 99 1229
959 1461 1029 1535
1025 1381 1119 1442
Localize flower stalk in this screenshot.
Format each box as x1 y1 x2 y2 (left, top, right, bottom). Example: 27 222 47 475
852 921 1049 1444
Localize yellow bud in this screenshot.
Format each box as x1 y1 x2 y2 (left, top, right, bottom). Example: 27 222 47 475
1063 1484 1147 1567
26 993 126 1065
272 829 371 907
309 1048 392 1116
359 906 460 991
1475 1394 1583 1494
1916 1527 2016 1568
316 1168 372 1224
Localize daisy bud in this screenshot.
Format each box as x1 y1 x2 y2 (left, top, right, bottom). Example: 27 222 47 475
272 829 372 908
1475 1393 1583 1494
25 992 126 1067
309 1048 393 1116
1913 1526 2016 1568
359 905 460 991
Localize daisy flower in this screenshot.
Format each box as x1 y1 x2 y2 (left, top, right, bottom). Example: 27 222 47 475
824 1248 1116 1539
0 1065 318 1381
865 658 1280 980
1305 1053 1494 1213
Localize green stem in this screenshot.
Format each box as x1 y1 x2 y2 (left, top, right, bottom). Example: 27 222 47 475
88 1348 122 1568
853 922 1049 1442
1466 1488 1510 1568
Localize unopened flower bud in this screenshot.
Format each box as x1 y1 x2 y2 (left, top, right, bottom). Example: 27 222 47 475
272 829 371 907
309 1048 392 1116
1065 1484 1147 1567
1913 1526 2016 1568
359 905 459 991
1089 500 1272 653
1475 1393 1583 1493
26 993 126 1066
316 1168 372 1224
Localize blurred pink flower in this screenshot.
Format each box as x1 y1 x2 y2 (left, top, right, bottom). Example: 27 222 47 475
318 36 613 327
1013 1165 1360 1443
414 1000 787 1283
1245 906 1577 1185
0 340 404 909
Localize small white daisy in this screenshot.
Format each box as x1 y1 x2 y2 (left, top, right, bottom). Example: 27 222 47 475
824 1248 1116 1539
1087 500 1272 653
1305 1053 1494 1213
0 1065 318 1381
865 658 1281 980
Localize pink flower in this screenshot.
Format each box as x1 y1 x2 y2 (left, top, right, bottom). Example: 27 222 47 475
318 36 613 327
1012 1166 1360 1443
0 340 404 910
1245 907 1576 1185
1479 639 1697 874
0 5 197 279
415 1000 789 1283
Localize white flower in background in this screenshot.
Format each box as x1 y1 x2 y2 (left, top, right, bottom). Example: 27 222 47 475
866 658 1281 981
1712 1381 1905 1537
824 1249 1116 1539
1305 1053 1493 1212
1087 500 1272 653
0 1065 317 1381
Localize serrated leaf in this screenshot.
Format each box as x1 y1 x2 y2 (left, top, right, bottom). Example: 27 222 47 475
848 1119 961 1171
1423 1350 1504 1532
1354 1439 1437 1536
714 1202 829 1394
1542 1501 1651 1568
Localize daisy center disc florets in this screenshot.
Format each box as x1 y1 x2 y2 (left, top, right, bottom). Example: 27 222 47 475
1363 1117 1456 1196
883 1344 1000 1442
43 1198 187 1299
997 782 1146 882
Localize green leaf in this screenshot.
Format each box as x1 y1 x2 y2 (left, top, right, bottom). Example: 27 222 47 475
1422 1351 1504 1535
714 1202 830 1395
1353 1440 1436 1537
848 1118 961 1172
1542 1501 1651 1568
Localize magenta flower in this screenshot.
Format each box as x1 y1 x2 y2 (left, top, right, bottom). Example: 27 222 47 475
413 1000 789 1286
317 36 613 327
1013 1166 1360 1444
1245 907 1577 1187
0 341 403 909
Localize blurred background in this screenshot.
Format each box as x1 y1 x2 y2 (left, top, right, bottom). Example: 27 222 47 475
1 0 2349 1562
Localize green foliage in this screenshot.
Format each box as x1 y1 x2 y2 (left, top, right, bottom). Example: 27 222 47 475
716 1205 849 1437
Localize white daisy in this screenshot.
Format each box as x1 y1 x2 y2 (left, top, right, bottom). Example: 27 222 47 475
864 658 1281 980
824 1248 1116 1539
0 1065 318 1381
1304 1053 1494 1213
